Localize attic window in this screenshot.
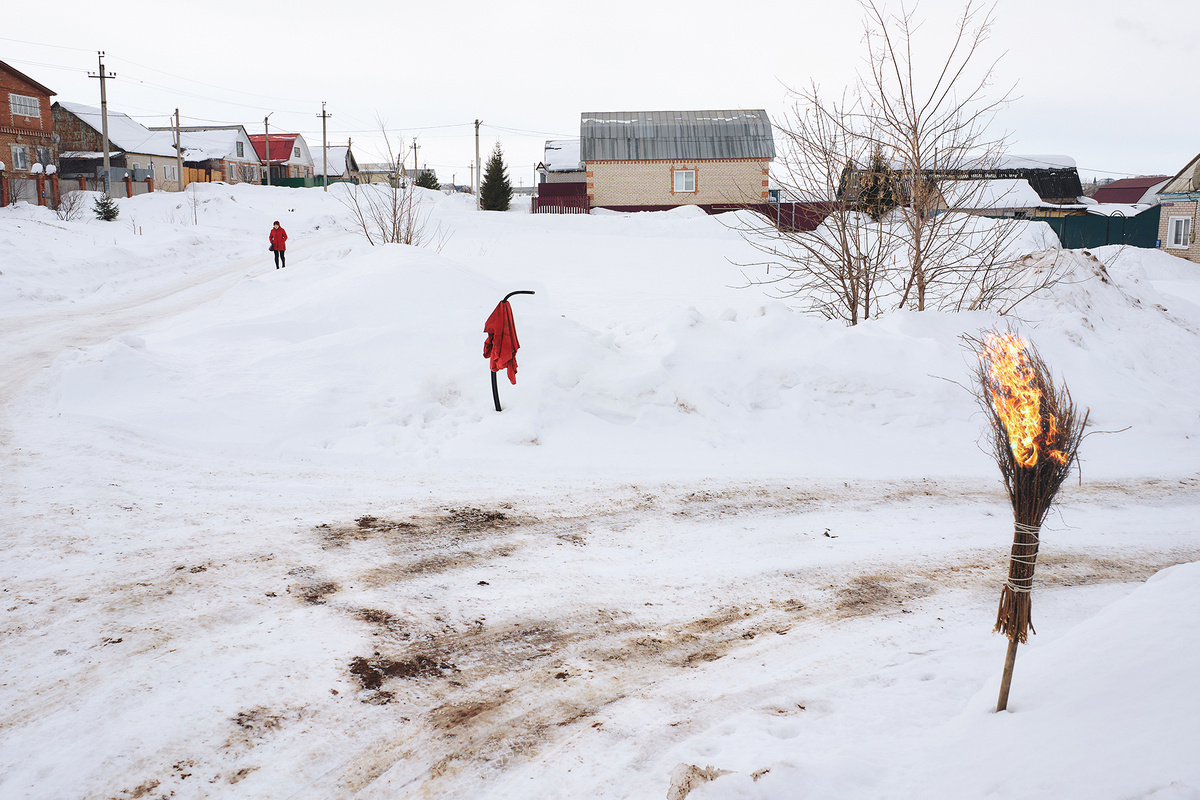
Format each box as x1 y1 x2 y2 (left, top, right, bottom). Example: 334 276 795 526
1167 216 1192 249
293 147 300 158
236 141 244 158
9 93 39 118
672 168 696 194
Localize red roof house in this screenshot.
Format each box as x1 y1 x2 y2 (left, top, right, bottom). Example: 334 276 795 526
1092 175 1170 205
248 133 315 182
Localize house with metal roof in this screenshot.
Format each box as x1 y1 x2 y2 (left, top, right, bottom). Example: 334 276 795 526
146 124 263 186
580 110 775 212
53 100 180 191
248 133 315 185
1091 175 1170 206
1156 153 1200 263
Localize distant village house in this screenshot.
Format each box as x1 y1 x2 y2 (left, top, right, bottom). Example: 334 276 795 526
1 60 59 206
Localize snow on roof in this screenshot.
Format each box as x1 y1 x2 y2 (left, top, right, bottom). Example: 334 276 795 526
60 151 125 159
176 130 246 162
1085 203 1155 217
994 154 1077 170
542 140 582 172
56 100 178 158
941 178 1051 209
313 146 351 178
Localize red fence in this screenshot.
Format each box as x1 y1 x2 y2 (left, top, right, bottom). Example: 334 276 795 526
532 195 590 214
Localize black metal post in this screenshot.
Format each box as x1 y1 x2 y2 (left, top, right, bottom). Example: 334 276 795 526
490 291 535 412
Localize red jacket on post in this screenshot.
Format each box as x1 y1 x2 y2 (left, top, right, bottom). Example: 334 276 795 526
483 301 520 384
269 225 288 251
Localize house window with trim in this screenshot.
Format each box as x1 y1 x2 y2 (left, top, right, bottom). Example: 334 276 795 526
672 168 696 193
10 145 30 171
293 147 300 158
9 93 39 118
236 141 244 158
1167 216 1192 249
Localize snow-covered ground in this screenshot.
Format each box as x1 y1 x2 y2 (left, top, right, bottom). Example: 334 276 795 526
0 184 1197 799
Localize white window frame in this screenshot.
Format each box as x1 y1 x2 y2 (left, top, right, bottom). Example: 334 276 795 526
10 145 30 171
9 93 39 118
1167 216 1192 249
293 147 300 158
236 141 244 158
672 168 696 194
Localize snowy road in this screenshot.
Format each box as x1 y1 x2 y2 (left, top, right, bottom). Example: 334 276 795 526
3 471 1197 799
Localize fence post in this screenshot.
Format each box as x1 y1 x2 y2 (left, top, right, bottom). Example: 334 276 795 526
146 176 154 193
35 174 46 206
0 172 8 206
124 175 134 198
79 176 87 191
50 174 60 208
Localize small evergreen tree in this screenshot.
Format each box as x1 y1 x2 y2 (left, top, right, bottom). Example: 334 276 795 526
414 169 440 190
479 143 512 211
93 195 120 222
857 145 897 223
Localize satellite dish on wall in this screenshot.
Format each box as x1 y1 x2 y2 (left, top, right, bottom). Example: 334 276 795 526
51 133 61 144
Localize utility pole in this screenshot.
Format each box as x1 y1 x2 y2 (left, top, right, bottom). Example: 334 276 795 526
468 163 473 195
88 52 116 196
317 102 331 191
474 119 481 210
264 112 273 186
412 138 419 182
174 109 183 192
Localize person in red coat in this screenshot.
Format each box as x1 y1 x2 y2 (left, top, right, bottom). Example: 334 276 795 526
269 221 288 269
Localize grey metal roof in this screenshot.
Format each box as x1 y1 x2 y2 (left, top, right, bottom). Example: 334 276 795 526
580 110 775 161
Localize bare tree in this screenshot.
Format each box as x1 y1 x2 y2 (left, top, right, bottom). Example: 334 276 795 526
339 120 438 247
55 190 90 221
746 1 1061 321
737 86 901 325
857 0 1014 310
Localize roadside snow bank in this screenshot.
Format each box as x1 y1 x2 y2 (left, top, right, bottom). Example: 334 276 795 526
685 560 1200 799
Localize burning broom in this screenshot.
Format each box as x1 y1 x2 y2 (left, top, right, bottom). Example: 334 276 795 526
967 331 1087 712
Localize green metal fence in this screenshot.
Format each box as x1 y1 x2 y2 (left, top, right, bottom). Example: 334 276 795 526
1016 207 1162 249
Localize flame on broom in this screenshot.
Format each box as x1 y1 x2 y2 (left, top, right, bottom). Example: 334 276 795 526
979 333 1068 469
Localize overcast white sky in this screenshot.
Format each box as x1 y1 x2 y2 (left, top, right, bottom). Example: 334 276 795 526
5 0 1196 186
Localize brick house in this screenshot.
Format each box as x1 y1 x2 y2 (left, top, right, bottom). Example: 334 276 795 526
580 109 775 212
248 133 315 183
53 100 180 192
1156 153 1200 263
1 60 58 206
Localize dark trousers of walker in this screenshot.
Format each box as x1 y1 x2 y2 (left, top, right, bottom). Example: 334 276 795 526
274 249 286 269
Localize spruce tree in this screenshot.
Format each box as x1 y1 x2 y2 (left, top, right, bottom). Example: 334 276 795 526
479 143 512 211
93 195 120 222
414 169 440 190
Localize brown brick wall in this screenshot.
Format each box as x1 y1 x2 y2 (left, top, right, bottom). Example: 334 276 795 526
1 65 56 175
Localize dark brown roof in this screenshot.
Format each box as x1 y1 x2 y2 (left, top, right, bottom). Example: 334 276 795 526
1092 176 1170 204
0 60 55 97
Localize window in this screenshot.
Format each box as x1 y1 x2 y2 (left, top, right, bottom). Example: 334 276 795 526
672 168 696 193
293 147 300 158
9 93 39 118
10 145 30 171
236 141 244 158
1167 216 1192 249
